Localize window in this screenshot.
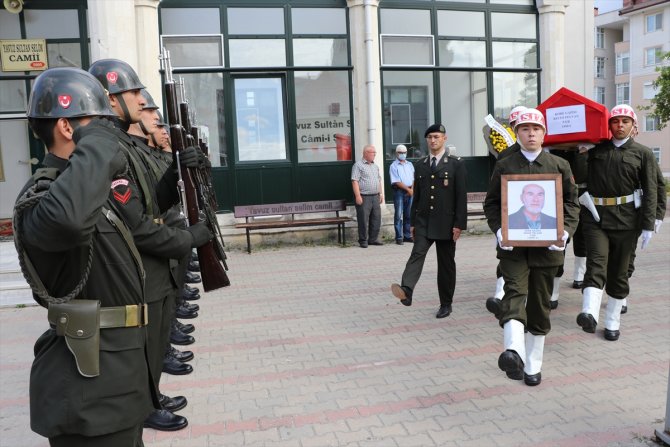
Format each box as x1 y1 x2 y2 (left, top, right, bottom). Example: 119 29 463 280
616 52 629 75
646 13 663 33
439 40 486 67
161 8 220 34
595 57 605 78
595 27 604 49
652 147 661 163
645 47 663 66
644 116 661 132
381 35 435 66
228 8 284 35
380 9 431 35
616 83 630 104
594 86 605 104
643 82 658 100
437 10 485 37
160 35 224 69
491 13 536 39
440 71 488 157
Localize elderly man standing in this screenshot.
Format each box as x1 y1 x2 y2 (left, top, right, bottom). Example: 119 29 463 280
351 145 384 248
389 144 415 245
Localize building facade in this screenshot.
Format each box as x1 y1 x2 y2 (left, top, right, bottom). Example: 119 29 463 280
0 0 593 218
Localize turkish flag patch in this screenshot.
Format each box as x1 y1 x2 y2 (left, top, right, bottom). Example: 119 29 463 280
107 71 118 84
58 95 71 109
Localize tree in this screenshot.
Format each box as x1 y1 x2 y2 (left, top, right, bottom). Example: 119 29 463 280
642 51 670 130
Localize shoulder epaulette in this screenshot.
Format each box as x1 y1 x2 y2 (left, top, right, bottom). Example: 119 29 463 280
448 154 461 161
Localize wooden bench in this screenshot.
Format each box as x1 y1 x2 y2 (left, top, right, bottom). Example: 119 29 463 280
234 200 353 253
467 192 487 219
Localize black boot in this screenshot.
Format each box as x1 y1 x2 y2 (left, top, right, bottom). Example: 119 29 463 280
168 345 194 363
159 393 188 412
174 318 195 334
163 354 193 375
170 325 195 345
188 260 200 272
185 271 201 284
181 286 200 301
143 409 188 431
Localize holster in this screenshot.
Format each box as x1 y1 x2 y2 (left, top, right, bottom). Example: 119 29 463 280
48 299 101 378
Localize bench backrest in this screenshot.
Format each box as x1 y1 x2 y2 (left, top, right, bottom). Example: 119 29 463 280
234 200 347 218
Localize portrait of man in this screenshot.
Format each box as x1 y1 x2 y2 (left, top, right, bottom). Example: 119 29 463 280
508 183 557 230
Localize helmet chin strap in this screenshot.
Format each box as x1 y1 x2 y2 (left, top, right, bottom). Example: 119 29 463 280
115 93 133 126
138 120 150 136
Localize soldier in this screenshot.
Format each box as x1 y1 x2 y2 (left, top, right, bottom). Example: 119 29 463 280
88 59 212 431
577 104 658 341
483 109 579 386
391 123 468 319
13 67 158 445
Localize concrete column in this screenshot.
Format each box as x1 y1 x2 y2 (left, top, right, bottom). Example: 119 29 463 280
88 0 139 71
134 0 162 103
537 0 570 100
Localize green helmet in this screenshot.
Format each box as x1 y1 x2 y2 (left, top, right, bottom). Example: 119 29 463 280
141 89 159 110
27 67 115 119
156 110 167 127
88 58 145 95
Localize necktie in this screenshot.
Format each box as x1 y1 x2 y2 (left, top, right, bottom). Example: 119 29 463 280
431 157 437 172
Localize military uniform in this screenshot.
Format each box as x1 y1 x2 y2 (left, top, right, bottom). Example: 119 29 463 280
399 152 467 307
14 119 158 444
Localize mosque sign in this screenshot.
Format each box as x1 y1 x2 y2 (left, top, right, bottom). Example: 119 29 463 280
0 39 48 72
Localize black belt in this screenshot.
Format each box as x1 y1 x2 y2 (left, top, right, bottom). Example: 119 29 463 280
361 193 379 196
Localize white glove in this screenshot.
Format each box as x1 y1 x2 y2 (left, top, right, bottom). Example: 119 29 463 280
548 231 569 251
641 230 653 250
496 229 513 251
578 143 595 153
654 219 663 234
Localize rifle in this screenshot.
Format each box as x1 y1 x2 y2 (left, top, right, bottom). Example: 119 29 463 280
160 48 230 291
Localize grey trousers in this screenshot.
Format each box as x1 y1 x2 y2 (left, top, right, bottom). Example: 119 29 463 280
355 194 381 245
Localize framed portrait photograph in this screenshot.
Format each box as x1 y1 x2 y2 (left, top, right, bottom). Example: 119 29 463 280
501 173 564 247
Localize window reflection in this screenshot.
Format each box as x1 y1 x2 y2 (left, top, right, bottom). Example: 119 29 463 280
292 8 346 35
440 71 487 157
228 8 284 35
492 71 538 121
229 39 286 67
293 39 348 66
161 8 220 35
24 10 78 39
492 42 537 68
437 10 485 37
439 40 486 67
380 9 431 35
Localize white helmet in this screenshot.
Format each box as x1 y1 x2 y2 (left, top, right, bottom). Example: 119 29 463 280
610 104 637 123
509 106 527 124
514 108 546 132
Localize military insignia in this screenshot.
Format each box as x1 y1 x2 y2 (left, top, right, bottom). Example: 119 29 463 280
111 179 129 188
106 71 118 84
443 179 449 187
58 95 71 109
112 179 130 204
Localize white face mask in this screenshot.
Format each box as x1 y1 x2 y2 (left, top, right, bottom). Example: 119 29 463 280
397 153 407 161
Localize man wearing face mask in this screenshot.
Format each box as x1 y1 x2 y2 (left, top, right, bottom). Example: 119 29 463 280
576 104 657 341
389 144 415 245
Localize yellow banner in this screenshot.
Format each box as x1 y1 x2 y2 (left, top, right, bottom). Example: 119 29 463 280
0 39 48 72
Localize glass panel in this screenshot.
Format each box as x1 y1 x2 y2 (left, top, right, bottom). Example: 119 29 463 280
161 35 223 68
492 42 537 68
0 10 21 39
293 39 348 66
24 10 79 39
0 79 26 112
228 8 284 35
292 8 346 35
382 71 434 160
491 13 536 39
439 40 486 67
46 42 82 68
437 11 485 38
180 73 227 167
491 0 533 4
382 36 433 66
380 9 431 35
234 77 287 162
161 8 220 35
229 39 285 67
295 71 351 163
492 71 538 123
440 71 487 157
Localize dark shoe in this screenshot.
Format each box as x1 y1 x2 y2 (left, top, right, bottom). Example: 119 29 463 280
485 297 502 319
185 271 201 284
621 305 628 314
396 239 403 245
403 237 413 243
498 350 524 380
143 409 188 431
369 240 383 246
168 345 194 363
550 300 558 310
170 328 195 346
359 243 368 248
577 313 597 333
175 319 195 334
188 260 200 272
184 284 200 295
163 356 193 375
159 393 188 412
604 329 620 341
572 280 583 289
191 251 198 262
179 301 200 312
175 306 198 319
181 287 200 301
524 372 542 386
391 283 412 306
436 305 452 319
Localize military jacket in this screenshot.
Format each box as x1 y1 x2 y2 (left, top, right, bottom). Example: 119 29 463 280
410 153 467 240
484 149 580 267
497 142 520 161
584 138 657 231
15 119 156 437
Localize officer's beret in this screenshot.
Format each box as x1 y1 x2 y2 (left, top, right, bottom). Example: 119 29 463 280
424 124 446 138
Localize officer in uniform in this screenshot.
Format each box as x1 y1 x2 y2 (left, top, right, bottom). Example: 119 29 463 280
391 123 468 319
577 104 658 341
88 59 212 431
13 67 158 446
484 109 579 386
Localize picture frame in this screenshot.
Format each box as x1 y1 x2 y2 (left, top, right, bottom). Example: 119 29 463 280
501 173 564 247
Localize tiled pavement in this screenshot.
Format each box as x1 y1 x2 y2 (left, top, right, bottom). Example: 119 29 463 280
1 227 668 447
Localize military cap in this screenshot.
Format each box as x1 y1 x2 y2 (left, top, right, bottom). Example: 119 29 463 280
424 124 446 138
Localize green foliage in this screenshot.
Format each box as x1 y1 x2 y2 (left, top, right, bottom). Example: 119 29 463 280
641 51 670 130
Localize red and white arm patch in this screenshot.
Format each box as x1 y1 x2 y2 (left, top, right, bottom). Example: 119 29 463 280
111 178 131 204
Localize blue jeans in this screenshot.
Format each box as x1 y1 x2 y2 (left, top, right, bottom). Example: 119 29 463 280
393 189 412 241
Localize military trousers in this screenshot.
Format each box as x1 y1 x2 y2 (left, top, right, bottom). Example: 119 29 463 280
581 220 638 299
147 294 175 386
49 423 144 447
401 234 456 306
499 257 557 335
355 194 381 245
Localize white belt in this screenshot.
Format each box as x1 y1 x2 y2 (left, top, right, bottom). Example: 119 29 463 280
591 193 635 206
